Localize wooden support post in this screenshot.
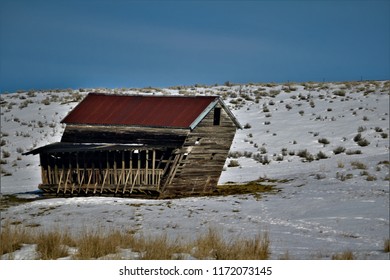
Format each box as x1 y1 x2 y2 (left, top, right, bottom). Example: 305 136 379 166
106 151 110 185
137 151 141 185
54 158 58 184
129 151 133 184
64 169 71 194
122 168 132 194
168 153 183 185
41 166 46 184
145 150 149 185
101 169 109 193
130 169 140 193
115 168 125 194
86 169 93 194
76 153 80 185
91 162 95 185
121 151 125 184
57 169 64 193
79 171 85 193
152 150 156 186
46 166 51 184
113 152 117 185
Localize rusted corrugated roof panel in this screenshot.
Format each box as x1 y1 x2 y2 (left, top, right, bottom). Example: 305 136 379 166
61 93 218 128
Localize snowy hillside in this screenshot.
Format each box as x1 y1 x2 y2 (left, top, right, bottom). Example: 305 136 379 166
0 81 389 259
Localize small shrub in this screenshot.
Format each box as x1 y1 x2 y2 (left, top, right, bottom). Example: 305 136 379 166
228 160 240 167
381 133 388 139
318 138 330 145
41 98 51 105
253 154 270 165
244 123 251 129
362 116 369 121
357 138 370 147
375 127 383 132
357 126 366 133
259 147 267 154
333 90 346 97
316 151 328 160
315 173 326 180
366 174 377 181
353 133 362 142
351 161 367 170
297 149 314 162
16 147 24 154
298 110 304 116
275 154 284 161
0 139 6 146
336 172 353 181
346 149 362 155
333 146 346 155
2 150 11 158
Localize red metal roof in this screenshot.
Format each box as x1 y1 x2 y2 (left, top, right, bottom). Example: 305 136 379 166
61 93 218 128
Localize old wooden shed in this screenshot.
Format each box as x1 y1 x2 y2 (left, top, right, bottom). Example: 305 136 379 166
25 93 241 197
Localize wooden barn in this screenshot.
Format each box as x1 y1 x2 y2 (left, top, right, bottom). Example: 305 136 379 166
24 93 241 197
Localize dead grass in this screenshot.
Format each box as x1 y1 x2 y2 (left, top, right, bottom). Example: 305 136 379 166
384 239 390 253
192 228 270 260
0 222 33 256
0 195 40 211
215 178 281 199
35 231 69 259
0 222 271 260
331 250 355 260
75 230 123 259
138 234 185 260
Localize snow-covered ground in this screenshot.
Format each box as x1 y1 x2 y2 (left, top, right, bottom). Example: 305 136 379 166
1 81 389 259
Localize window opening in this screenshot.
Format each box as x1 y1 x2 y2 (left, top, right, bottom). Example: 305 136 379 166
213 107 221 125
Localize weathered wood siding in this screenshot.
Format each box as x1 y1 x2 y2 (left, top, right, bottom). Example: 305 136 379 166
61 125 189 148
163 105 237 196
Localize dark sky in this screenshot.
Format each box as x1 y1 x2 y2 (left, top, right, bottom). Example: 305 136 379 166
0 0 389 92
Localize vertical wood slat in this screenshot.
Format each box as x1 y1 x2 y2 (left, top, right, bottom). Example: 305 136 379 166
145 150 149 185
54 161 58 184
57 169 64 193
121 151 125 184
152 150 156 185
64 169 71 193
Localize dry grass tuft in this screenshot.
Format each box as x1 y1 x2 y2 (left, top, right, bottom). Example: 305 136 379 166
331 250 355 260
75 230 123 259
384 239 390 253
192 228 270 260
0 222 33 256
137 234 185 260
35 231 69 259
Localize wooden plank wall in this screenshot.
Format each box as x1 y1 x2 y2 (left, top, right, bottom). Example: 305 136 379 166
163 105 237 196
61 125 189 148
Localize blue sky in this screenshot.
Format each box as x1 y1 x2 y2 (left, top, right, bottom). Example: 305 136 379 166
0 0 389 92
